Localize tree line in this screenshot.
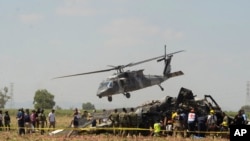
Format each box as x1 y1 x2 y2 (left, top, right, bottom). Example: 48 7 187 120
0 87 95 110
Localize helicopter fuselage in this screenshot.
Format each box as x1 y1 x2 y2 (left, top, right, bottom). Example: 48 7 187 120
96 70 167 98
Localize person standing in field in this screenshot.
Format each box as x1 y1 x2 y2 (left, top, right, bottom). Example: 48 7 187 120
72 108 81 128
109 109 119 135
119 108 129 137
24 109 31 134
38 109 47 135
128 108 138 137
48 109 56 131
187 108 197 137
30 110 36 132
16 108 25 135
35 108 41 130
4 111 11 131
0 110 3 131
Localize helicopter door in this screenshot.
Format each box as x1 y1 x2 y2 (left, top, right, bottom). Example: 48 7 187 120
120 79 126 87
120 78 130 92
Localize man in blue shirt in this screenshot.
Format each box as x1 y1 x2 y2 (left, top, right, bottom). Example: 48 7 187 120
16 108 25 135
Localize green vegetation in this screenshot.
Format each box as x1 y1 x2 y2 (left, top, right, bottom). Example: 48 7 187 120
33 89 56 109
82 102 95 110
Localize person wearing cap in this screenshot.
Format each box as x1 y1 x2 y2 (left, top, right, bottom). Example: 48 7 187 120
206 109 218 135
172 109 183 137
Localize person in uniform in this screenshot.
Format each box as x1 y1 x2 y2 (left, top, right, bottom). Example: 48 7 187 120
119 108 128 137
172 109 183 137
207 110 217 129
128 108 138 137
220 112 229 138
109 109 119 135
38 109 47 135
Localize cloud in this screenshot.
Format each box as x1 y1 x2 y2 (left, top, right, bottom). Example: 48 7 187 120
19 13 44 24
100 18 184 47
55 0 97 16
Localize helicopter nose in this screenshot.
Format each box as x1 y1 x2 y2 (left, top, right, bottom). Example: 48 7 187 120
97 88 110 97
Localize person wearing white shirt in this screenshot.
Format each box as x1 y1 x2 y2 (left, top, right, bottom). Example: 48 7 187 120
48 109 56 131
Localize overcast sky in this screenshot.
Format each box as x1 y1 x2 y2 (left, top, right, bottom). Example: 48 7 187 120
1 0 249 111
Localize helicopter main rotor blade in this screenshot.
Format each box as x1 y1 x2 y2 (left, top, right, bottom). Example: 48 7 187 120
53 50 184 79
52 68 115 79
125 50 185 67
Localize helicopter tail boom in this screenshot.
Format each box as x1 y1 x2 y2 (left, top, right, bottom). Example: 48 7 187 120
166 71 184 78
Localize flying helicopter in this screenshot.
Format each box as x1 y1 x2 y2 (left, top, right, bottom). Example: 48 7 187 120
53 46 184 102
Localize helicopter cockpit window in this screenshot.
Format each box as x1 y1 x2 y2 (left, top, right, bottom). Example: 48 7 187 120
98 81 109 89
107 81 113 88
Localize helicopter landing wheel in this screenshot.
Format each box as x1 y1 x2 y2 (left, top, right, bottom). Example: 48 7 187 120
125 93 130 98
108 96 112 102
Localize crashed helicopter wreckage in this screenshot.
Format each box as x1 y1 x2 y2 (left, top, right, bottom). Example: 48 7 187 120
51 87 231 137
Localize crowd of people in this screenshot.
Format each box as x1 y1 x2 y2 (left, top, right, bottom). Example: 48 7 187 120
158 108 249 138
16 108 56 135
0 108 56 136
